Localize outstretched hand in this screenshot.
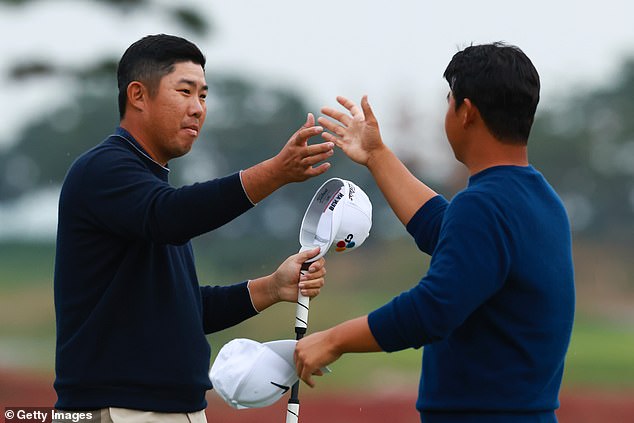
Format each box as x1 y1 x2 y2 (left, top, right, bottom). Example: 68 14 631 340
273 113 333 183
240 114 333 204
318 96 385 167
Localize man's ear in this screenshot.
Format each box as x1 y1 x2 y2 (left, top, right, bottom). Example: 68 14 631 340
126 81 147 112
461 98 479 128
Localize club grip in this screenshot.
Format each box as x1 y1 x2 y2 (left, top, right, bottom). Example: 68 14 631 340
294 262 311 335
286 401 299 423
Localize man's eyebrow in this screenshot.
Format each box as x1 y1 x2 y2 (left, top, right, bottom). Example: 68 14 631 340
178 78 208 91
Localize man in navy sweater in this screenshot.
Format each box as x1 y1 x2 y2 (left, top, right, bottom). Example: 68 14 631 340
294 43 575 422
54 34 332 422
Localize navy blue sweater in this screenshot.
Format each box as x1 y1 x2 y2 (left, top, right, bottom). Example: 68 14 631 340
54 127 257 412
368 166 575 422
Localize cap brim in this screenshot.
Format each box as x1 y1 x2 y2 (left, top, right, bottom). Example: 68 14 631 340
299 178 347 261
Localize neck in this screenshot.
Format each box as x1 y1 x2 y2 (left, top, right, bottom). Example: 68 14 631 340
119 119 167 166
463 138 529 176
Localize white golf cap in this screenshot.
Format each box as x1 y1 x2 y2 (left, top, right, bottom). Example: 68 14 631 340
299 178 372 261
209 339 298 409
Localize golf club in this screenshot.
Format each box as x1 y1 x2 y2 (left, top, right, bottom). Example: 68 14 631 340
286 178 372 423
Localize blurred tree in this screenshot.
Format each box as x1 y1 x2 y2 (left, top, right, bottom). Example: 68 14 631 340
0 74 118 199
0 0 210 36
530 58 634 245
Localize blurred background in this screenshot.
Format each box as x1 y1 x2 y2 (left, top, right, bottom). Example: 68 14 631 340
1 1 633 422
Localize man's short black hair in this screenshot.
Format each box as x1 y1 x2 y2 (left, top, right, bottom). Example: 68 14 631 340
443 42 540 144
117 34 206 119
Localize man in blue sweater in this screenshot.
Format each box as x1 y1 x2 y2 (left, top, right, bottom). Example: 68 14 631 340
54 34 332 422
294 43 575 422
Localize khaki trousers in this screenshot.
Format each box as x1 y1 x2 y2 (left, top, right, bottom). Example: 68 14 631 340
53 408 207 423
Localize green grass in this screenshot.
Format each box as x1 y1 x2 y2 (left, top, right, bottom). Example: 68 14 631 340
0 242 55 288
2 240 634 391
563 318 634 389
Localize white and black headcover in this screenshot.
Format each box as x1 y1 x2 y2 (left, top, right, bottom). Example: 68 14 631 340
299 178 372 261
209 339 298 409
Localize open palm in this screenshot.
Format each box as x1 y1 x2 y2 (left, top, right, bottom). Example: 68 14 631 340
318 96 384 166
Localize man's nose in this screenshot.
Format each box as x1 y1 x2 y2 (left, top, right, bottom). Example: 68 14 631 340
190 97 204 117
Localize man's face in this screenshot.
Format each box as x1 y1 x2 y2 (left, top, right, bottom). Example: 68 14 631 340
444 90 463 161
444 91 458 142
143 61 208 164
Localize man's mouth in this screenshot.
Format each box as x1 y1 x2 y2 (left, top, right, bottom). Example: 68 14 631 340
183 125 199 137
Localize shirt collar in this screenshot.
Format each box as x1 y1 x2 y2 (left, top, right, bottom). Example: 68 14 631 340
114 127 170 174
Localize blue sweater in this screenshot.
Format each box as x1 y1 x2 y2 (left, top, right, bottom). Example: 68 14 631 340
368 166 575 422
54 127 257 412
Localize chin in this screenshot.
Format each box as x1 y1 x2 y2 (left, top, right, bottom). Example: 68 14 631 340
174 139 196 158
176 147 193 159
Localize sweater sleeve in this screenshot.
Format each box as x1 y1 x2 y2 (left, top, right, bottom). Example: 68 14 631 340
405 195 449 254
368 191 511 351
200 282 258 334
75 144 253 245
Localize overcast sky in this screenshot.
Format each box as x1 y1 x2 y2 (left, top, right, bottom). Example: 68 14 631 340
1 0 634 147
204 1 634 111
